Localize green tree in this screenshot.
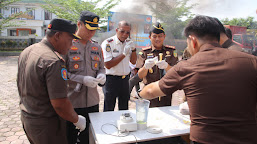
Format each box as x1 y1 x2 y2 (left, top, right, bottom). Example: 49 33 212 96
0 0 24 31
146 0 196 39
221 16 257 29
41 0 120 23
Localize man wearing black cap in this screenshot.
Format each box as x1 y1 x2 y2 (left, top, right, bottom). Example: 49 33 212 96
137 22 178 107
17 18 86 144
65 11 105 144
101 21 137 112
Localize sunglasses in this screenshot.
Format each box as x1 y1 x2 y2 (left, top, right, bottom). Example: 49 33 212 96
118 29 130 35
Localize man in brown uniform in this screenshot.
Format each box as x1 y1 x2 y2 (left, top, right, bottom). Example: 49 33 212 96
214 18 243 52
65 11 106 144
139 15 257 144
137 22 178 107
17 19 86 144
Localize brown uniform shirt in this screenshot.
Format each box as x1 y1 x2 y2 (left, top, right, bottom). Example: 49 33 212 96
17 38 68 118
66 39 105 108
137 45 178 107
222 39 243 52
159 43 257 144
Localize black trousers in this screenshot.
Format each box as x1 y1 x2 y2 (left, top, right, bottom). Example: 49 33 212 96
129 73 142 94
103 75 130 111
66 105 99 144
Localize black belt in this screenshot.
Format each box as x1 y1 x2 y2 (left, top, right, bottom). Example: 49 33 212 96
106 74 128 79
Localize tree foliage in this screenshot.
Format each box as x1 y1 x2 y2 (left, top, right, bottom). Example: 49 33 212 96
146 0 196 39
41 0 120 23
221 17 257 29
0 0 25 31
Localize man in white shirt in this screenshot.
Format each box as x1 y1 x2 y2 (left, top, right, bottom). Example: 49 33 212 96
101 21 137 111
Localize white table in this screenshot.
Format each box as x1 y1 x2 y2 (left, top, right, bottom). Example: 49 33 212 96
89 106 190 144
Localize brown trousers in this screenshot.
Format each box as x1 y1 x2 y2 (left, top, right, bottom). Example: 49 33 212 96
21 113 68 144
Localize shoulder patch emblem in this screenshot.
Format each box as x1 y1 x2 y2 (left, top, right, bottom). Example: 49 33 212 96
173 50 178 58
106 44 111 52
142 46 152 51
107 39 113 43
61 68 68 80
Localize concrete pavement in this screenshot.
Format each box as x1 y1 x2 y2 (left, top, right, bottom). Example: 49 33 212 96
0 56 184 144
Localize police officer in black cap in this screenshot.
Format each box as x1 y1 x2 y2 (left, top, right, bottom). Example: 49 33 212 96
65 11 105 144
17 18 86 144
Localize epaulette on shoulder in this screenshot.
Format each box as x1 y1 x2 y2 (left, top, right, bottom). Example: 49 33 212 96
165 45 176 49
91 39 98 43
142 46 151 51
107 38 113 43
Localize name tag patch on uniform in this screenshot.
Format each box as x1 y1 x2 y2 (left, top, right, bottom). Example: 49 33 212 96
74 64 79 69
91 51 100 55
113 49 119 53
173 50 178 58
71 46 78 51
70 51 81 55
106 44 111 52
72 56 80 61
61 68 68 80
92 47 98 51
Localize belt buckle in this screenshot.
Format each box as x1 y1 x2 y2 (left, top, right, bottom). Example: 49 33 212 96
122 75 126 79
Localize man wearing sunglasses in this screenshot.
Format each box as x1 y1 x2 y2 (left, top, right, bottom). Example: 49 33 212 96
101 21 137 111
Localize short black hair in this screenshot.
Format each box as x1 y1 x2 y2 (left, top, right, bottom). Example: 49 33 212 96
213 17 226 34
225 27 232 39
184 15 220 41
46 29 61 37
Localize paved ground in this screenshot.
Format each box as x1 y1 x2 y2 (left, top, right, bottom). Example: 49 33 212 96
0 56 184 144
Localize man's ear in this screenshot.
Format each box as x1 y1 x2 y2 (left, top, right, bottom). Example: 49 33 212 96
54 32 61 41
189 35 197 48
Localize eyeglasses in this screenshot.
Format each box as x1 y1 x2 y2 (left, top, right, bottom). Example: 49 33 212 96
118 29 130 35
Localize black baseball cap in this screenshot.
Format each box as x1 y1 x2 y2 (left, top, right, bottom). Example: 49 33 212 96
80 11 100 30
47 18 81 39
150 22 165 34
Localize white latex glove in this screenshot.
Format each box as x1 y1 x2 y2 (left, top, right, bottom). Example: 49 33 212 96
123 41 134 56
83 76 98 88
179 102 189 115
155 60 168 69
144 59 155 69
96 73 106 85
73 115 86 132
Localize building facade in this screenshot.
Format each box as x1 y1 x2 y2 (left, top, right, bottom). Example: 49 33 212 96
0 0 57 37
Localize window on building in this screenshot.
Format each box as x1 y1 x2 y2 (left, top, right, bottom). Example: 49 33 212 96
11 7 20 14
26 8 35 20
45 10 52 20
31 29 36 34
10 30 17 36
